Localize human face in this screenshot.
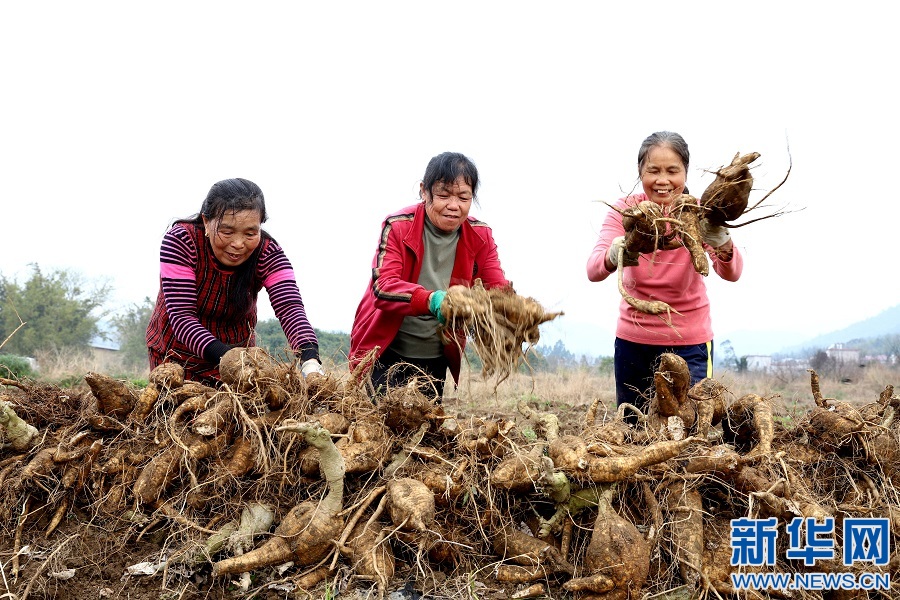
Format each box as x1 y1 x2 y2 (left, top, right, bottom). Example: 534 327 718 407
422 176 473 233
202 209 262 267
640 145 687 206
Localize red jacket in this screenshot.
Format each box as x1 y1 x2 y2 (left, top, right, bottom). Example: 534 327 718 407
349 202 510 382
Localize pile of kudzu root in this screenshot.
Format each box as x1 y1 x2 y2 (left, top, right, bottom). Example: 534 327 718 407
1 350 899 599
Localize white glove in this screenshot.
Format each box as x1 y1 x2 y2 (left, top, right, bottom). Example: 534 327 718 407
606 236 639 269
300 358 325 378
700 221 731 248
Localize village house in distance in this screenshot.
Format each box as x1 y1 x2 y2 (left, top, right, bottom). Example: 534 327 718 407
745 342 896 374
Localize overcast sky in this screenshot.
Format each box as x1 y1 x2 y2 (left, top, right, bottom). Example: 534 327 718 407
3 2 897 357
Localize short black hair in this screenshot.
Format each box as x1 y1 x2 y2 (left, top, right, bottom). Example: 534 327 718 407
421 152 479 198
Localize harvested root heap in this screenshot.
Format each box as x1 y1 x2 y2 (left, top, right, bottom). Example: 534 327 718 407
439 279 563 383
1 354 899 599
612 150 790 315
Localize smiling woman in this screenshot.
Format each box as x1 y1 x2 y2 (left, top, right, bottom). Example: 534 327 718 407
349 152 512 401
145 178 323 385
586 131 744 422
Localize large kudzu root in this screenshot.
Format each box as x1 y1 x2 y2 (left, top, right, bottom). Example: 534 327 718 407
687 378 727 439
608 151 787 316
84 372 138 418
619 200 679 255
345 519 394 595
802 369 866 452
492 401 561 492
212 421 345 576
227 503 276 557
0 400 39 451
378 386 445 434
386 477 435 533
662 479 704 590
185 520 239 565
493 524 575 580
700 151 760 226
651 353 691 420
218 347 280 393
491 448 543 493
722 393 774 459
648 352 697 439
608 200 683 316
563 483 649 599
130 363 186 426
191 395 236 437
133 431 230 505
550 436 702 483
676 205 709 276
225 503 277 591
685 446 785 498
615 251 675 316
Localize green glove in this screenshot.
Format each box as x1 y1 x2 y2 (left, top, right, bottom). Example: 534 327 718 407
428 290 447 325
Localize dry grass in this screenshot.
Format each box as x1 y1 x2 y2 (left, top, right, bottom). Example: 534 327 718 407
451 364 613 416
716 362 897 424
444 362 898 433
31 346 149 383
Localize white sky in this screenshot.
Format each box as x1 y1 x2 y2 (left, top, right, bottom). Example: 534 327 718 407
3 2 897 357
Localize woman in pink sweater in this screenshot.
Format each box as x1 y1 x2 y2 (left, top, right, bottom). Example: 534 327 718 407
586 131 743 420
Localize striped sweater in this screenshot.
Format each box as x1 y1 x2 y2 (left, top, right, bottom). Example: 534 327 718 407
146 222 318 382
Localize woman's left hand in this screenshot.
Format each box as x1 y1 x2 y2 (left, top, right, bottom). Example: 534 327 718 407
700 220 731 248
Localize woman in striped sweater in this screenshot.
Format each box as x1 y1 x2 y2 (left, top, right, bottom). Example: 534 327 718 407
146 178 321 384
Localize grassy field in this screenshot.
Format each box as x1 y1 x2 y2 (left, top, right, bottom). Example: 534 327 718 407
448 361 898 431
22 344 899 431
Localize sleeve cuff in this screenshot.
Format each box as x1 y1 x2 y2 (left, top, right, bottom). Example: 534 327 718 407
295 343 320 363
203 340 232 364
410 287 432 315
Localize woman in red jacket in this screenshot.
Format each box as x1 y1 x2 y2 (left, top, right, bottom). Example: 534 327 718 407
350 152 510 399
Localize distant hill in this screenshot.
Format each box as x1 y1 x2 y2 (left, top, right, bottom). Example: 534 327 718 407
717 329 806 358
536 318 616 358
660 305 900 359
778 304 900 355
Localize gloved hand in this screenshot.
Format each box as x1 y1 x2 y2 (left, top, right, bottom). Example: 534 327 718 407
606 236 639 269
700 220 731 248
428 290 447 325
299 358 325 378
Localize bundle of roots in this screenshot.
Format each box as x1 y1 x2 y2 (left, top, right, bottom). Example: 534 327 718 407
439 279 563 383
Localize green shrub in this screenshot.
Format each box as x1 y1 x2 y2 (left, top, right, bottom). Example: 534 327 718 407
0 354 35 378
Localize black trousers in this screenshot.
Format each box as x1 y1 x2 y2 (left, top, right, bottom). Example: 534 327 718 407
370 347 449 401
